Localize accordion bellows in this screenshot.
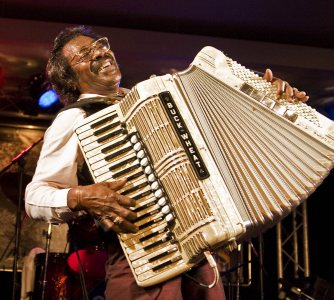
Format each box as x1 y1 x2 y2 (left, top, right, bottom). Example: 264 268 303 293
75 46 334 286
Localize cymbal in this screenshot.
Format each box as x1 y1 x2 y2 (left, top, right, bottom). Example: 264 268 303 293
0 172 32 206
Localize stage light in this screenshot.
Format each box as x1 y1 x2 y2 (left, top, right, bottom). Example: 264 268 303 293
28 73 60 110
38 89 59 108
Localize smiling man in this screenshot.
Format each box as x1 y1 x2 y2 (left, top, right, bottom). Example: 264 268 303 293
25 26 228 300
25 25 308 300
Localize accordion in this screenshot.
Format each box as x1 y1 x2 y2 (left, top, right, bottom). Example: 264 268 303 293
75 46 334 287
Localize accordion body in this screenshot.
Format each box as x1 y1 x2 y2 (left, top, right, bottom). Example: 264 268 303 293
75 46 334 287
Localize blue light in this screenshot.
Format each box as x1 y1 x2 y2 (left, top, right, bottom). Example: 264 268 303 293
328 104 334 120
38 90 59 108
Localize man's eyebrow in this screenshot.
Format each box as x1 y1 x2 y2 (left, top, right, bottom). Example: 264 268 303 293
78 45 90 52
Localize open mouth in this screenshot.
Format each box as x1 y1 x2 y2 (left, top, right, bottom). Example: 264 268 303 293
91 55 117 74
99 61 112 72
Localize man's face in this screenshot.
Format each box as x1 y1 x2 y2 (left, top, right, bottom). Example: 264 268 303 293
62 35 122 95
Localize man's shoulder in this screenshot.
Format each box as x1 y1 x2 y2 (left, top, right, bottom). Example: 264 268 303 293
49 108 86 134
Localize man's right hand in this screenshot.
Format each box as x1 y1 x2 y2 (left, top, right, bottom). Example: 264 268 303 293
67 178 138 233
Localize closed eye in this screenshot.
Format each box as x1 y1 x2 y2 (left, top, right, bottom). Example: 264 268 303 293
78 48 93 62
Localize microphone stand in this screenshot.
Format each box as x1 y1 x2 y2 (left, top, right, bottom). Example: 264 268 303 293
290 286 315 300
41 223 52 300
0 137 43 300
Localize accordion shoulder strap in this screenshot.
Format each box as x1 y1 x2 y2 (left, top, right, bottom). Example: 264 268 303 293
58 97 116 116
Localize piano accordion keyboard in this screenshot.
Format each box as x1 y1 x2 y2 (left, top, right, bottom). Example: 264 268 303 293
75 108 186 283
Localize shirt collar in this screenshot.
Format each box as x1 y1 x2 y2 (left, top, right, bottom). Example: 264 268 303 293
78 93 106 101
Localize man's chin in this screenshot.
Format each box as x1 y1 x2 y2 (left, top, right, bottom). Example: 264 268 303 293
99 69 121 82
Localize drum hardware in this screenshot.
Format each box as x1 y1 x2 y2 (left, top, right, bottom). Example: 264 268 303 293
278 278 315 300
66 216 108 299
71 247 90 300
33 252 70 300
67 246 108 279
67 218 99 300
219 240 253 300
0 137 43 300
67 217 107 277
290 286 315 300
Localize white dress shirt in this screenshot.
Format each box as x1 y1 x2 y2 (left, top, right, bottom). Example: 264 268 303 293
25 91 128 223
25 102 88 223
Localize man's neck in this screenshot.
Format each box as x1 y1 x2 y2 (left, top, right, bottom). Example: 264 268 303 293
78 87 129 101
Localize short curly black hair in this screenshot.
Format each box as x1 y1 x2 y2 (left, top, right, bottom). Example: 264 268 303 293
46 26 101 105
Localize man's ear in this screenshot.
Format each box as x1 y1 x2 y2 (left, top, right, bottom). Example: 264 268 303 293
68 77 80 93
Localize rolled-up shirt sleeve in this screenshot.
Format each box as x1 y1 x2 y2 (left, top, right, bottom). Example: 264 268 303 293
25 108 87 223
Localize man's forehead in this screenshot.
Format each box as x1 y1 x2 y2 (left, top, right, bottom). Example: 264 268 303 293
63 35 94 56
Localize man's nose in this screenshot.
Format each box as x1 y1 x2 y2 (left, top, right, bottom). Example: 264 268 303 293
92 47 109 60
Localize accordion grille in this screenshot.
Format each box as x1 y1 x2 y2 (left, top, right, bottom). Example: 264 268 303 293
124 96 215 240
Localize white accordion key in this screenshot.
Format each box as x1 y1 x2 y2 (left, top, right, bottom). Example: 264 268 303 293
161 205 170 214
154 189 163 198
150 181 159 190
140 157 149 167
144 166 152 174
148 174 156 182
134 142 142 151
157 197 167 206
137 150 145 159
130 135 138 144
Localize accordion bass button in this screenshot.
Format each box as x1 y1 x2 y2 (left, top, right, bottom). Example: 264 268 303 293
284 109 298 122
261 97 276 109
272 103 287 116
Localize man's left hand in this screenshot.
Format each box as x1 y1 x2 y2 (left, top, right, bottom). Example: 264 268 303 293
263 69 309 103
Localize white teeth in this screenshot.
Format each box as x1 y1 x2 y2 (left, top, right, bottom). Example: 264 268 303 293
99 61 111 71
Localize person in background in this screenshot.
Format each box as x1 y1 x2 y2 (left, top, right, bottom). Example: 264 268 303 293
25 25 308 300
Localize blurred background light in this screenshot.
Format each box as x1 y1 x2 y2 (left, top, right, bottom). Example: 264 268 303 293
328 104 334 120
38 89 59 108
